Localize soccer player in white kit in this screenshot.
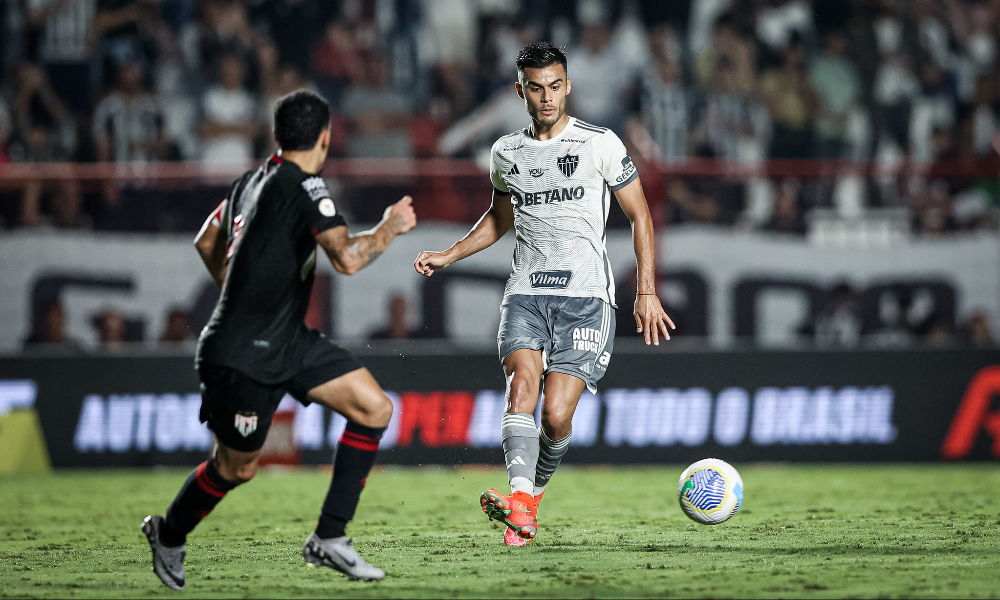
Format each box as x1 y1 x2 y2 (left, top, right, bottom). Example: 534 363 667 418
414 43 674 546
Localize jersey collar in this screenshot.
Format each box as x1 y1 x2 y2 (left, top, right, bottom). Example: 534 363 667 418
522 116 577 146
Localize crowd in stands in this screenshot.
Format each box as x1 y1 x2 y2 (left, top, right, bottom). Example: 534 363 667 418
0 0 998 234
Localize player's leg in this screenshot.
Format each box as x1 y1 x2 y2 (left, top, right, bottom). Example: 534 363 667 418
535 372 587 496
287 348 390 581
301 368 392 542
481 298 550 543
142 366 281 590
535 297 616 496
501 347 545 495
478 347 546 543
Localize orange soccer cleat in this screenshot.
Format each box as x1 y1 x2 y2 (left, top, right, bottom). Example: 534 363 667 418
480 488 537 544
502 491 545 546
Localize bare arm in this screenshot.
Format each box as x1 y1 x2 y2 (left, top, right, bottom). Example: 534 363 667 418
317 196 417 275
614 177 676 345
194 205 227 288
414 188 514 275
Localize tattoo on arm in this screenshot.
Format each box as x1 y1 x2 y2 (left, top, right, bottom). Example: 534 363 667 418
346 234 384 269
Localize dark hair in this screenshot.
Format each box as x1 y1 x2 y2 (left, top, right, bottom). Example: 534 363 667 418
515 42 568 78
273 90 331 151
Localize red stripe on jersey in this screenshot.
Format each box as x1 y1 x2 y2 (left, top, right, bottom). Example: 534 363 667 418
210 199 226 227
195 462 226 498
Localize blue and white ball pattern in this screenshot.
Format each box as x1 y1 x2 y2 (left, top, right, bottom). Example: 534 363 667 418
677 458 744 525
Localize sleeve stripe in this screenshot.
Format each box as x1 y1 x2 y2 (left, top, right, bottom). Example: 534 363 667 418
609 169 639 191
573 122 606 133
493 187 511 195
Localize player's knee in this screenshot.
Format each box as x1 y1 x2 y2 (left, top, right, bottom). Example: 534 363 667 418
355 392 393 428
507 372 540 411
542 406 573 436
233 461 258 483
213 454 258 484
370 394 393 428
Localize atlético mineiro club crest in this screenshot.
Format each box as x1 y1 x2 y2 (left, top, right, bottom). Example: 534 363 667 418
557 154 579 178
234 412 258 437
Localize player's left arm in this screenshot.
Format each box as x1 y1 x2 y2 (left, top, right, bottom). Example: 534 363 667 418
316 196 417 275
194 200 228 288
614 178 676 345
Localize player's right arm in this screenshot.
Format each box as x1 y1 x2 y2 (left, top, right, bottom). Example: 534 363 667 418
413 187 514 276
194 200 228 288
317 196 417 275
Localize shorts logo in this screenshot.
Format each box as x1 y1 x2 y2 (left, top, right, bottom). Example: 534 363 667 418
234 412 258 438
530 270 572 289
301 177 330 201
557 154 579 178
573 327 603 354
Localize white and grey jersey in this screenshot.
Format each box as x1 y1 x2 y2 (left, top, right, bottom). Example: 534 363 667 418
490 117 638 307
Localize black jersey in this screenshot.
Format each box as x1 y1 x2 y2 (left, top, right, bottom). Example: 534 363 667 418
196 154 346 383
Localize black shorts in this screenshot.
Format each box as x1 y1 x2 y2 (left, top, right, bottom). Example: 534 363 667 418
198 335 364 452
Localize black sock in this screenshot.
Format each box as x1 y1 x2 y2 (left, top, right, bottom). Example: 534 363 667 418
161 459 240 547
315 421 385 539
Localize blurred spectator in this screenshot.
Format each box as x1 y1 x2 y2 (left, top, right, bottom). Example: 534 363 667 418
92 60 170 162
251 0 331 77
810 30 861 158
153 20 199 160
641 26 690 162
690 52 770 162
665 177 721 224
423 0 477 117
8 62 82 227
754 0 814 68
764 178 806 234
760 39 818 158
26 0 96 113
96 309 126 351
811 282 861 347
179 0 256 88
869 0 921 154
199 52 262 165
693 12 756 94
90 0 158 91
969 76 998 158
342 56 411 158
926 319 953 347
22 302 83 352
567 1 644 133
910 59 959 162
436 86 528 159
158 308 190 343
368 295 417 340
912 179 957 236
311 20 365 109
964 312 995 347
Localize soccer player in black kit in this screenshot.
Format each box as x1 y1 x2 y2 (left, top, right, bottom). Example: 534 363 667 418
141 91 416 589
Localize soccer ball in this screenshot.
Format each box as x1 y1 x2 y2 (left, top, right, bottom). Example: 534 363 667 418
677 458 744 525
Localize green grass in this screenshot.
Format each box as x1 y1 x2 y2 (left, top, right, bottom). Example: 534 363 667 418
1 465 999 598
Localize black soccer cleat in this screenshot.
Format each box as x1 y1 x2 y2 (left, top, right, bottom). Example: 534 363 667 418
141 515 186 591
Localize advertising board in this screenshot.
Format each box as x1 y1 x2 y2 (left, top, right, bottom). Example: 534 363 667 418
2 349 998 467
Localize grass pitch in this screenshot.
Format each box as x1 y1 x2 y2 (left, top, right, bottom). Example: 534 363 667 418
1 464 998 599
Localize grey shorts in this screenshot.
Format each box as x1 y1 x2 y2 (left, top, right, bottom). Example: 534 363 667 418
498 294 616 393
